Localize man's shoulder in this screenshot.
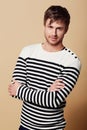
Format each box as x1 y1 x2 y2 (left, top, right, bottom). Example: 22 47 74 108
63 47 81 70
64 48 78 59
19 43 41 58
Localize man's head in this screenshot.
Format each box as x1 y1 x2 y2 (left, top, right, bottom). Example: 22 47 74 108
43 6 70 47
44 5 70 31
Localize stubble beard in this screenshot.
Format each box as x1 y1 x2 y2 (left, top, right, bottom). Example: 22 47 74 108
45 35 63 47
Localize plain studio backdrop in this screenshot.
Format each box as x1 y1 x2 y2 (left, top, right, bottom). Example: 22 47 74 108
0 0 87 130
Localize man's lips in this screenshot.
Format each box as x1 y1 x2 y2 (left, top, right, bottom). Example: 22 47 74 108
50 37 58 41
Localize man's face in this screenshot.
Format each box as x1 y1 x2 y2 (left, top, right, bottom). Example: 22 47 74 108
44 19 67 46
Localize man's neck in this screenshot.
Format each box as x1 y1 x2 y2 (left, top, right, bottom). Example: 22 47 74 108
42 42 64 52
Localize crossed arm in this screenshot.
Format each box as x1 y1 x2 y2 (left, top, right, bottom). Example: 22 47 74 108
8 79 65 108
8 79 65 96
8 56 80 108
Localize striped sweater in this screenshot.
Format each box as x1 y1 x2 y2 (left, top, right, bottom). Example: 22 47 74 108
12 43 81 130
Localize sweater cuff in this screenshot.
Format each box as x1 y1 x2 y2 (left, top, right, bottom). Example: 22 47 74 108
16 86 21 96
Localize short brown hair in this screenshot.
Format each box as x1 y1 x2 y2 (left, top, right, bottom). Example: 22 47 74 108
44 5 70 28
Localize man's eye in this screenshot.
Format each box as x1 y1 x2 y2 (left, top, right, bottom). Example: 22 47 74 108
57 27 63 30
48 26 53 28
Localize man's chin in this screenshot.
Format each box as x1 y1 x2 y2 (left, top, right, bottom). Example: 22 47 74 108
48 41 59 46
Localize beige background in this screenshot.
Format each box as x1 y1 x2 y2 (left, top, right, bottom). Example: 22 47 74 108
0 0 87 130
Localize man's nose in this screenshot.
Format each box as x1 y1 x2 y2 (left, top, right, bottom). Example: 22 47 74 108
52 29 57 36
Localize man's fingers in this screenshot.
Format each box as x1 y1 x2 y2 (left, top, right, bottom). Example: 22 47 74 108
57 82 64 86
54 82 64 88
55 79 64 83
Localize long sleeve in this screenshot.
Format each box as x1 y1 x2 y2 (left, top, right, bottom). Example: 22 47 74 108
56 62 81 104
12 44 81 129
13 57 61 108
13 54 81 108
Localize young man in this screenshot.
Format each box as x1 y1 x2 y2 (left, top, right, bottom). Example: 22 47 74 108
8 5 81 130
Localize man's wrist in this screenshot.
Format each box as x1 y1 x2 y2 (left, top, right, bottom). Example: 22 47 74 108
16 85 21 96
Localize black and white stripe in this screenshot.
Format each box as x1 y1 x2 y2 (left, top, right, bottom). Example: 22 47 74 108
12 44 81 130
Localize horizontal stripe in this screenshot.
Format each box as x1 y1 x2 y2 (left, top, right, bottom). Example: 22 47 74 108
12 45 80 129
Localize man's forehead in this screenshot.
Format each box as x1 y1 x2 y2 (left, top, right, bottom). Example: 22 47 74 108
46 18 65 25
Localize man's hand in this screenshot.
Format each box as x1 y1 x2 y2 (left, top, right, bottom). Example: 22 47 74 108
48 79 65 92
8 80 21 96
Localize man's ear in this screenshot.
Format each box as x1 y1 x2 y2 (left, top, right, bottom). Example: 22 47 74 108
65 26 69 34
